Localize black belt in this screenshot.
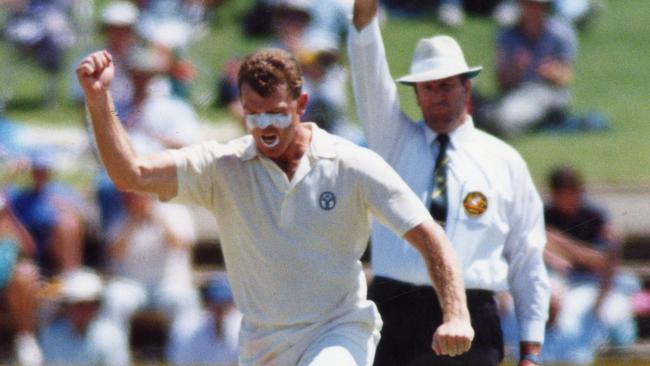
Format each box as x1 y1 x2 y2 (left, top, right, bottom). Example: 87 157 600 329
465 289 495 304
371 276 495 306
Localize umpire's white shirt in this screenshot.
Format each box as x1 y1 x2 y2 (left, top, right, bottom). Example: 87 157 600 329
170 123 431 364
348 18 550 343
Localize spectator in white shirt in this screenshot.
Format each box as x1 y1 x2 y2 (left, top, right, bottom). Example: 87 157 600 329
102 192 199 345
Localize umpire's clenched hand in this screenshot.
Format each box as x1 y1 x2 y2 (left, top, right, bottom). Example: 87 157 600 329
432 317 474 357
76 50 115 96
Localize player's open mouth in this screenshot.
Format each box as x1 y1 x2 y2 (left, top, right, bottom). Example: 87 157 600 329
261 134 279 148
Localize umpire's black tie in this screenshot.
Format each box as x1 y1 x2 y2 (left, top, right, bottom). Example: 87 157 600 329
430 134 449 227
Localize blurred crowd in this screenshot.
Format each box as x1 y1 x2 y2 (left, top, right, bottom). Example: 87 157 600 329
498 165 642 365
0 0 644 365
382 0 603 29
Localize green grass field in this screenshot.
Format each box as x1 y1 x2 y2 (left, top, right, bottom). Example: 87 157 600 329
2 0 649 189
377 1 650 188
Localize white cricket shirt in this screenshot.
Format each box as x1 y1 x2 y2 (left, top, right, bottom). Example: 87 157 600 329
170 123 431 361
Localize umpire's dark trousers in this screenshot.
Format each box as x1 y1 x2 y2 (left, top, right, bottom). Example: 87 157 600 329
369 276 504 366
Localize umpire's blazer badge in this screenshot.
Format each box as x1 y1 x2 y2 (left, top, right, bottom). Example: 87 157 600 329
463 191 488 217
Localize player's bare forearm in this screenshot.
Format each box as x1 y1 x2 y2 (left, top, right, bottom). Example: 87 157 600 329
87 95 177 199
405 221 467 319
77 50 142 191
85 91 140 190
404 220 474 356
77 50 178 200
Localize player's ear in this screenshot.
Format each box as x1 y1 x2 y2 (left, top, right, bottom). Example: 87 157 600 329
296 92 309 116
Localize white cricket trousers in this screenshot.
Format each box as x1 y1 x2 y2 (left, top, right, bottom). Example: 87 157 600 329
298 321 380 366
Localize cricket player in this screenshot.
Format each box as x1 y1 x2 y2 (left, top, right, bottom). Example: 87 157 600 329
76 47 474 365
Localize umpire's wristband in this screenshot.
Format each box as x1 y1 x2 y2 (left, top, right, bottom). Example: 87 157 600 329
521 353 543 364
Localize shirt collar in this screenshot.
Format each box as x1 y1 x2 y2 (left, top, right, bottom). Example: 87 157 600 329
307 123 337 159
238 122 337 162
423 115 476 149
239 135 259 161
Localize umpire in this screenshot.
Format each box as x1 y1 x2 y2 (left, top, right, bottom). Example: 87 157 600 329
347 1 550 365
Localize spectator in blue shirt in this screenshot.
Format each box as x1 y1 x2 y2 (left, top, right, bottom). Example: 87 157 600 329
477 0 578 137
9 152 84 277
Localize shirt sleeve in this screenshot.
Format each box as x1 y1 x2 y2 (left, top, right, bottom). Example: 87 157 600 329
355 149 433 237
503 160 550 343
347 17 409 158
169 142 223 211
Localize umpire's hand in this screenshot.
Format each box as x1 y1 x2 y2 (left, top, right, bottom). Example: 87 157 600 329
432 317 474 356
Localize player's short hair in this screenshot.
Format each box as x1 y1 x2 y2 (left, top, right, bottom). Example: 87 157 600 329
238 48 303 99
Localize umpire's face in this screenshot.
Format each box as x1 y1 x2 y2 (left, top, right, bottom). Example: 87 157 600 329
415 75 471 134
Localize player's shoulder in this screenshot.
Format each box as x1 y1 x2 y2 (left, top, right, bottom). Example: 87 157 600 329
320 129 386 166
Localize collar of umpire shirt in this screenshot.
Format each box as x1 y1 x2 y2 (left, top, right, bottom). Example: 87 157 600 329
239 122 337 162
424 115 477 149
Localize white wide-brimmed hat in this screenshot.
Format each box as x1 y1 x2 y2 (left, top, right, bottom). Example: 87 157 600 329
396 35 482 85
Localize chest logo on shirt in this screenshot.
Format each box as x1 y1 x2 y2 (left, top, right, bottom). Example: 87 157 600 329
463 191 488 217
319 191 336 210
